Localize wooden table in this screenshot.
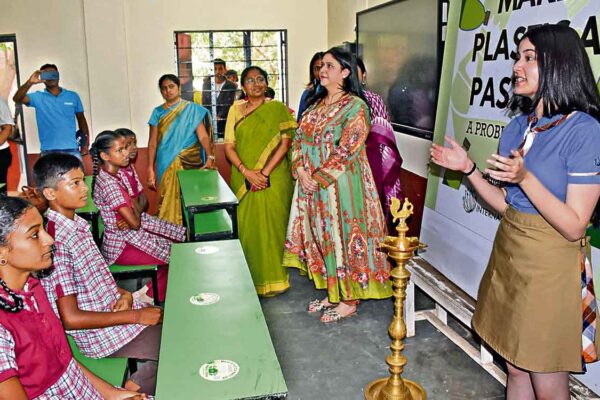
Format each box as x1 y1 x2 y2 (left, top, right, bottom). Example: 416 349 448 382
177 169 238 241
155 240 287 399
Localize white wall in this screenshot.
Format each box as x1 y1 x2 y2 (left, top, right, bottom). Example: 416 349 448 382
1 0 90 153
1 0 328 152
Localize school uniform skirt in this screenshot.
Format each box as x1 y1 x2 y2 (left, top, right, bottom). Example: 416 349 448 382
472 207 597 373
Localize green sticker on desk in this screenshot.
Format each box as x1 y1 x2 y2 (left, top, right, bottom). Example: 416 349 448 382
190 292 220 306
199 360 239 381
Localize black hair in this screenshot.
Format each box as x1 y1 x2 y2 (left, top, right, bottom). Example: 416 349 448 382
240 66 269 87
40 63 58 71
0 196 34 313
306 51 324 88
114 128 136 139
305 47 366 109
225 69 237 78
213 58 226 67
33 153 83 197
90 130 125 196
508 24 600 227
158 74 180 88
509 24 600 120
265 87 276 99
356 57 366 75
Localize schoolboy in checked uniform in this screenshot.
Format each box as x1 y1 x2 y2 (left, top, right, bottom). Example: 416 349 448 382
33 153 163 396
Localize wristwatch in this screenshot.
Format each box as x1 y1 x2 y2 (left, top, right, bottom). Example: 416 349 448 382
207 155 216 161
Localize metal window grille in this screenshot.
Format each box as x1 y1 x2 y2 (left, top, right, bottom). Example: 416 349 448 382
174 30 288 141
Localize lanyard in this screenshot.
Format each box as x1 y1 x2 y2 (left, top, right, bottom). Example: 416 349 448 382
517 113 571 156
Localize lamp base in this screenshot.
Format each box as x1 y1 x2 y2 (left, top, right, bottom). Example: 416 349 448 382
364 377 426 400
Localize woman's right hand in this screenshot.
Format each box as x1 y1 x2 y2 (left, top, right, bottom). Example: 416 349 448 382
243 169 268 190
430 136 473 173
147 168 157 191
297 169 319 194
136 307 163 325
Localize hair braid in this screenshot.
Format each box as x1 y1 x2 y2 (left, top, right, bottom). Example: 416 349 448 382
90 145 100 198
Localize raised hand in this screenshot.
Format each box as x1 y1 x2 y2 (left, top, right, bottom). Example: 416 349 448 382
28 70 42 85
430 136 472 173
484 149 528 183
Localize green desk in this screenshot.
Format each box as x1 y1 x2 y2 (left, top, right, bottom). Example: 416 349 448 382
177 169 239 241
76 176 101 244
155 241 287 399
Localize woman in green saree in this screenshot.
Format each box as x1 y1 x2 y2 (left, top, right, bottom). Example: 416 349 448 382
224 66 296 296
147 74 215 225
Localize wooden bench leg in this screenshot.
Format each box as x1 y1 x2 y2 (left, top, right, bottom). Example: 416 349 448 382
480 343 494 365
405 279 416 338
436 304 448 325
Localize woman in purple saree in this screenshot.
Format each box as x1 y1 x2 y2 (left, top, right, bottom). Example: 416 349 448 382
357 58 404 233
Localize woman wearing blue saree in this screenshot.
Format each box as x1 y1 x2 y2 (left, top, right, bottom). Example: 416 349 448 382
224 66 296 296
147 74 215 225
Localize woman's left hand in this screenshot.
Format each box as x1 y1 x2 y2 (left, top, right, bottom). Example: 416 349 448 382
484 149 528 184
200 158 216 170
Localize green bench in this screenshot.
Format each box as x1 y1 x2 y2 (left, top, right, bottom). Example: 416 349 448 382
67 335 129 387
109 264 160 306
155 240 287 399
76 176 102 245
183 208 233 242
177 169 239 242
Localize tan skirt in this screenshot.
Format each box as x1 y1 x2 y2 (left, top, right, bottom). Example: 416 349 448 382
472 207 595 373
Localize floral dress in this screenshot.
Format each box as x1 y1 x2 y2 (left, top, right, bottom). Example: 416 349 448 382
284 94 392 302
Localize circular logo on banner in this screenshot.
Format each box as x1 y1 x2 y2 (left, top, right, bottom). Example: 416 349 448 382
195 246 219 255
189 293 220 306
199 360 240 381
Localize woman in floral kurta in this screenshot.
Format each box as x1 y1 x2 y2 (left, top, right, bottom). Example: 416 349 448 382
284 48 392 323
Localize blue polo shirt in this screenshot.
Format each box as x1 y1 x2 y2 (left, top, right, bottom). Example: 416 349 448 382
500 112 600 214
27 88 83 151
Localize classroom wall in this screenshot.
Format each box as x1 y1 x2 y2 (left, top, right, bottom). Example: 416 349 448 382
1 0 328 152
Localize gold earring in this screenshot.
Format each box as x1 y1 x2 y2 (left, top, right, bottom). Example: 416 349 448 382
0 259 6 266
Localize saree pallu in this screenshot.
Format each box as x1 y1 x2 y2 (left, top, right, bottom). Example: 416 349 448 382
230 101 296 296
156 101 210 225
472 207 599 373
365 116 404 234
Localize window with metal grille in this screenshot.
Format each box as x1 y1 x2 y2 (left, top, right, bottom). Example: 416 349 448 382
174 30 288 141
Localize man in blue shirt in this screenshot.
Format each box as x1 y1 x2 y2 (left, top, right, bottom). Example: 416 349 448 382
13 64 89 159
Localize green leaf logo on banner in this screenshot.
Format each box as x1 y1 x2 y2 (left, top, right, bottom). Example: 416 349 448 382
460 0 490 31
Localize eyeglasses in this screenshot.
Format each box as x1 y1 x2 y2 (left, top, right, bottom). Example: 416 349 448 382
244 76 266 85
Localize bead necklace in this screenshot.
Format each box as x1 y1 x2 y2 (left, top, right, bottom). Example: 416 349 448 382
0 278 24 313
